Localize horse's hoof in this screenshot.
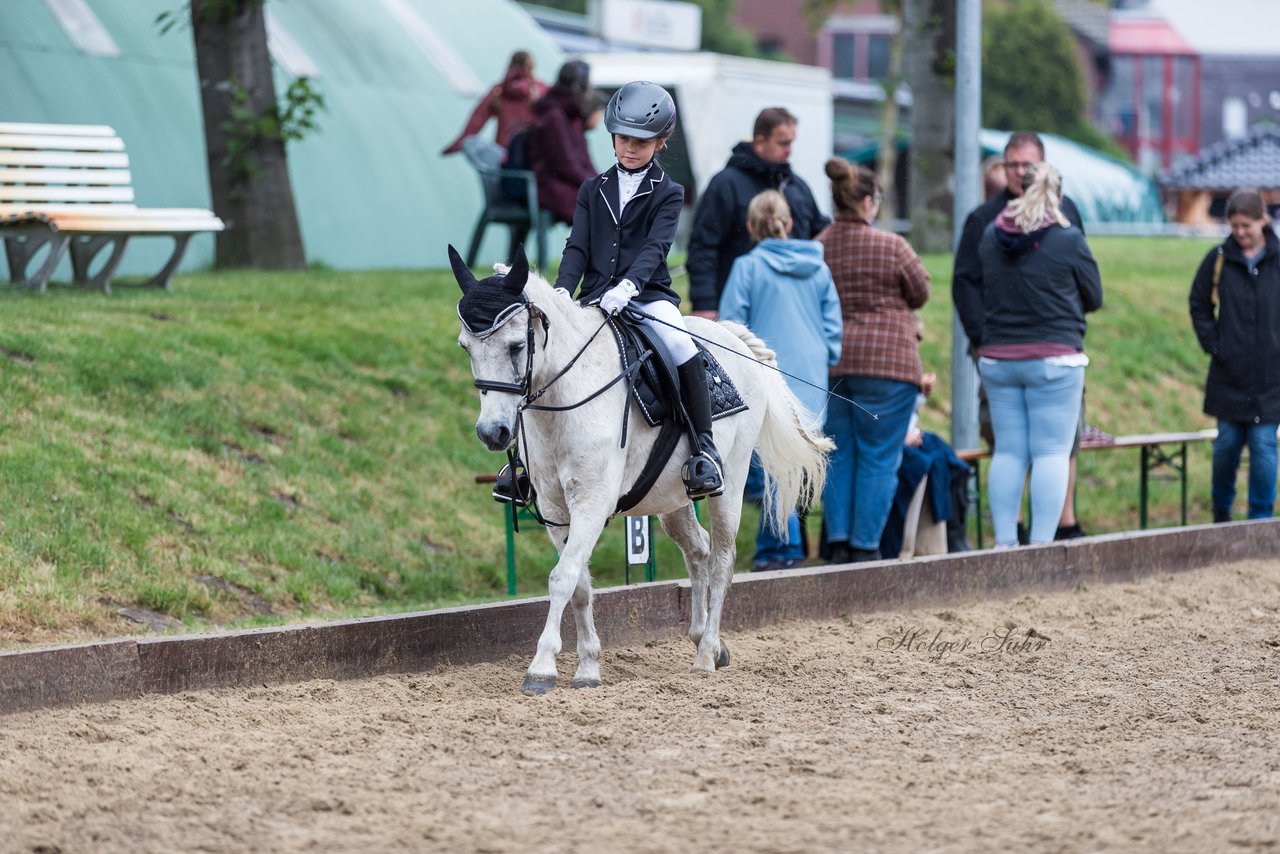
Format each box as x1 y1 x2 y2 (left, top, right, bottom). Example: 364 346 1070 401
520 674 556 695
570 678 601 689
715 643 730 669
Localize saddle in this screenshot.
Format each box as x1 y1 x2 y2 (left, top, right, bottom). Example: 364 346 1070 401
607 309 747 513
609 313 748 428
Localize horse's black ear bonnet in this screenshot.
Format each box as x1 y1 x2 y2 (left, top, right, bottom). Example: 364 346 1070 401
459 283 524 333
450 245 530 335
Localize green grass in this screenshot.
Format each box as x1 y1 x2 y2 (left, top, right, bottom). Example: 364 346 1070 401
0 235 1221 648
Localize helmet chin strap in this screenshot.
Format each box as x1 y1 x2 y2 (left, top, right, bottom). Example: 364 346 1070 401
616 158 653 175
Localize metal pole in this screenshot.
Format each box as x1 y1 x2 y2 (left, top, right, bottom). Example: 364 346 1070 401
951 0 982 452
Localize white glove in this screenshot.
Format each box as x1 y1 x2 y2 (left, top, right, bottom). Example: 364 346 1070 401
599 279 639 315
553 287 573 302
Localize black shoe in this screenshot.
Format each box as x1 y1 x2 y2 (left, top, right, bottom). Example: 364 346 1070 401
677 357 724 499
1054 523 1088 540
682 432 724 499
492 463 533 506
1213 508 1232 524
1016 522 1030 546
828 541 853 565
753 558 801 573
850 547 882 563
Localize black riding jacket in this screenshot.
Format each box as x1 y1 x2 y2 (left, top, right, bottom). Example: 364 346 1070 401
554 163 683 307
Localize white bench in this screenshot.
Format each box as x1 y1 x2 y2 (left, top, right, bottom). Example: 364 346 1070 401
0 122 224 293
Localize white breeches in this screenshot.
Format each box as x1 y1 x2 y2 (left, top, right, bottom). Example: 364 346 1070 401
638 299 698 365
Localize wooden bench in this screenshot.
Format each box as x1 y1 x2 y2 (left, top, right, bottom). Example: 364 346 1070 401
0 122 224 293
957 429 1218 547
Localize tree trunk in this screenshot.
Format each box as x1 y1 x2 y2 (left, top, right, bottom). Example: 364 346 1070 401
902 0 956 253
191 0 306 269
875 24 904 225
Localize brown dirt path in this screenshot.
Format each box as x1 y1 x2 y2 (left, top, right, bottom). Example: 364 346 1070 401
1 559 1278 853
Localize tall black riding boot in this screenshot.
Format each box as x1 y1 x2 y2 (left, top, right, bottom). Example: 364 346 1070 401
677 356 724 498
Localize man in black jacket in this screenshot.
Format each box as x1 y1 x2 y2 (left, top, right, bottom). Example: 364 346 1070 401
952 131 1091 541
687 107 831 318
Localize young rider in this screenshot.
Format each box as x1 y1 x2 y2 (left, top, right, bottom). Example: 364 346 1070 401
554 81 724 498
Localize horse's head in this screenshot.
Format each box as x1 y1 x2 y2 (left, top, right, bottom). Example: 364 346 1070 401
451 244 534 452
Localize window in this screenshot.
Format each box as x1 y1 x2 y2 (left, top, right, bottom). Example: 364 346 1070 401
1172 56 1194 139
825 17 897 82
1142 55 1164 138
1223 97 1247 139
1100 54 1135 139
832 33 855 80
866 34 891 80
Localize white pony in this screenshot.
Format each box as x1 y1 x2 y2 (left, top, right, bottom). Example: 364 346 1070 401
451 246 832 694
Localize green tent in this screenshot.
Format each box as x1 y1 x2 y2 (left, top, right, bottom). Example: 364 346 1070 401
0 0 565 277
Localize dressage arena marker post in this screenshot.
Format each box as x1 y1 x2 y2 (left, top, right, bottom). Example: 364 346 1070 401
624 515 656 585
3 519 1279 715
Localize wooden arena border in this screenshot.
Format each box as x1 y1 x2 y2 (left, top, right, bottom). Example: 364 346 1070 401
3 520 1278 715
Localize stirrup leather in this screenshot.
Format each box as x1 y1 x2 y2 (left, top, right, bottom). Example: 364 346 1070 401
492 462 535 507
682 452 724 499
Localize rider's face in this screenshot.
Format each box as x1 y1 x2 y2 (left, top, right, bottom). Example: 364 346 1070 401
614 134 663 170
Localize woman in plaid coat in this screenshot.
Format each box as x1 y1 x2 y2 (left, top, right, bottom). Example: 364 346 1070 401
818 159 931 564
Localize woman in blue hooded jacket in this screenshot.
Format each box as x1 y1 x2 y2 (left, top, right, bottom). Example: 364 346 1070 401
720 189 842 570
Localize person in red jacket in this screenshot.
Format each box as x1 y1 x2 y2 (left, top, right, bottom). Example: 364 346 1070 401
528 60 597 226
441 51 547 156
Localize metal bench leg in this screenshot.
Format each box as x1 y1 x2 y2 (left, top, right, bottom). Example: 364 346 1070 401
1140 445 1150 529
70 234 130 294
5 229 70 292
1179 442 1188 527
505 501 517 596
465 218 488 269
535 213 548 272
145 233 193 291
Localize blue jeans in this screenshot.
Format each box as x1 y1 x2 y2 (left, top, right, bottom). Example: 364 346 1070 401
822 376 918 552
745 454 804 566
1212 420 1278 519
980 358 1084 546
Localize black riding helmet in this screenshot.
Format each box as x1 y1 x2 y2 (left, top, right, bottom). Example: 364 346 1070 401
604 81 676 140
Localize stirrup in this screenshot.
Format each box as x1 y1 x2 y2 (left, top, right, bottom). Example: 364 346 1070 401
492 463 534 507
682 452 724 499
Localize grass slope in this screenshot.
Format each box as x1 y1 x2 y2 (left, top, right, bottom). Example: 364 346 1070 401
0 235 1219 648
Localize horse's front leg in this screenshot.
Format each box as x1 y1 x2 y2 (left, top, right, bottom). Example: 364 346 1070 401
569 567 601 688
522 507 609 695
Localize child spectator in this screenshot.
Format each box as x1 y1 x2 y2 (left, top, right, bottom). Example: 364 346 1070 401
719 190 842 570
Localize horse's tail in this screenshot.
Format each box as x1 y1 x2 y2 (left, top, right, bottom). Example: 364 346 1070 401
722 321 835 534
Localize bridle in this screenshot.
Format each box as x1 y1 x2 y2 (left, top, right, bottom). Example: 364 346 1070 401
460 299 548 399
459 297 635 529
459 298 634 412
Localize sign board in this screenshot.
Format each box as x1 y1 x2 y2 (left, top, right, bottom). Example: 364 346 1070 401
590 0 701 52
625 515 651 565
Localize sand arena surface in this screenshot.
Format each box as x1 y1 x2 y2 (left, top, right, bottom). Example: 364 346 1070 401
1 559 1278 853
